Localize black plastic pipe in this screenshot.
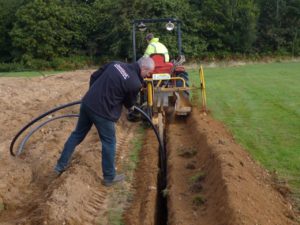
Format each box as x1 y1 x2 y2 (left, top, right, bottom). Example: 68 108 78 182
10 101 166 187
133 106 166 185
16 114 79 156
10 100 82 156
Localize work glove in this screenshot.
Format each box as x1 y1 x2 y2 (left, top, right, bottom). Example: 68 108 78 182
127 106 140 122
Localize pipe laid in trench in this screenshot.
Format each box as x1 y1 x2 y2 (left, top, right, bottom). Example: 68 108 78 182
133 106 166 188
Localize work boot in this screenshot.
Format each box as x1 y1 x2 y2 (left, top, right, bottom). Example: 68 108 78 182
102 174 125 187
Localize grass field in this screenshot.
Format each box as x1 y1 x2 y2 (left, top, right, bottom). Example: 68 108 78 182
189 61 300 198
0 71 63 77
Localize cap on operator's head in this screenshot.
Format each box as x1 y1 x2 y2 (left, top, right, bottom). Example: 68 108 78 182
145 33 154 41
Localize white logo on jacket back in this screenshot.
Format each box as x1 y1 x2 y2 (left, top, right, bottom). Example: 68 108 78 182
114 64 129 80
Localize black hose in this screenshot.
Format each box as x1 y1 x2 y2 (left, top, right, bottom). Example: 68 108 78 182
10 100 82 156
10 101 166 187
133 106 166 186
16 114 79 156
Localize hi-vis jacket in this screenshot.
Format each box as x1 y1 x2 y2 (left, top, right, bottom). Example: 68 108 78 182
144 38 169 62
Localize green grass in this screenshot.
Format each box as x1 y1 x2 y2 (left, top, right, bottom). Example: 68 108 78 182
126 125 145 172
97 125 145 225
0 203 5 212
189 61 300 196
192 194 206 206
162 188 169 197
107 207 124 225
0 71 63 77
189 171 206 183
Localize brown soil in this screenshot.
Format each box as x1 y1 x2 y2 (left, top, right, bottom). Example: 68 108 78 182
0 72 298 225
0 71 138 225
125 111 299 225
123 129 159 225
166 112 298 225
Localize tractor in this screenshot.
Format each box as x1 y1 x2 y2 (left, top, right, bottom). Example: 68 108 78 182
130 18 192 142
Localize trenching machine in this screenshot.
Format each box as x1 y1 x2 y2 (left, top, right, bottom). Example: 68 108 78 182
131 18 196 142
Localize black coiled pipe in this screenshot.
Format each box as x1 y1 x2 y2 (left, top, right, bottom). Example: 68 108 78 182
9 102 166 186
16 114 79 156
10 100 82 156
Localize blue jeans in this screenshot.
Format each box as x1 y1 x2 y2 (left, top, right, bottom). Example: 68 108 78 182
55 103 116 181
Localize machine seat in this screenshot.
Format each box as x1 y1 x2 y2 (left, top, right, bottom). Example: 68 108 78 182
150 54 173 74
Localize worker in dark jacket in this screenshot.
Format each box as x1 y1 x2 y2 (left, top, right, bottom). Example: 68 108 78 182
54 57 154 186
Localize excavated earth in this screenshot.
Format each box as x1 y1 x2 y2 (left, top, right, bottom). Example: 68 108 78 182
0 71 299 225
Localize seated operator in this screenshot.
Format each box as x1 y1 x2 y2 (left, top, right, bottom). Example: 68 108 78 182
143 33 170 62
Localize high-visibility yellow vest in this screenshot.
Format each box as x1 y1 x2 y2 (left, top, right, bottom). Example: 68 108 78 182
144 38 169 62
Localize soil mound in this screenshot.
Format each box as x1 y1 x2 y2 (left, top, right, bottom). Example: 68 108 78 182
125 110 298 225
0 71 137 225
166 111 298 225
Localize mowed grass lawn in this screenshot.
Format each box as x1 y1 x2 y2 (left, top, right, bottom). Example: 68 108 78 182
189 61 300 197
0 71 63 77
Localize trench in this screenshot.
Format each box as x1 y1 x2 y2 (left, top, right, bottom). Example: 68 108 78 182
156 127 168 225
124 109 299 225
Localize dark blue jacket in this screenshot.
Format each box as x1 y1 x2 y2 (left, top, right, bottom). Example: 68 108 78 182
82 62 142 122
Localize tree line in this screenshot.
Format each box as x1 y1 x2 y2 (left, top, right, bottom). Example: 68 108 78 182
0 0 299 70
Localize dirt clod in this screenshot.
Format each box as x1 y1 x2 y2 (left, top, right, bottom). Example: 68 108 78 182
178 148 197 158
192 194 206 206
186 163 196 170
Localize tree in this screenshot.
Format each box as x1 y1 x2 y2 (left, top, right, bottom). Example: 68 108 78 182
255 0 284 53
280 0 300 55
10 0 94 61
91 0 124 58
0 0 26 62
2 0 299 65
197 0 259 55
134 0 207 58
91 0 207 60
255 0 300 55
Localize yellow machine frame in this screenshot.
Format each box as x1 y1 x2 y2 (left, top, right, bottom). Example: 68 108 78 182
144 77 189 107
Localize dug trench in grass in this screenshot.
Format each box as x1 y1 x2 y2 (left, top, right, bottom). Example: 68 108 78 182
124 108 169 224
156 124 168 225
133 106 168 224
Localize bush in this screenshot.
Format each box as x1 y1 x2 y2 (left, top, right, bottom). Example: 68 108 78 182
26 59 52 70
50 56 95 70
0 55 99 72
0 62 26 72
